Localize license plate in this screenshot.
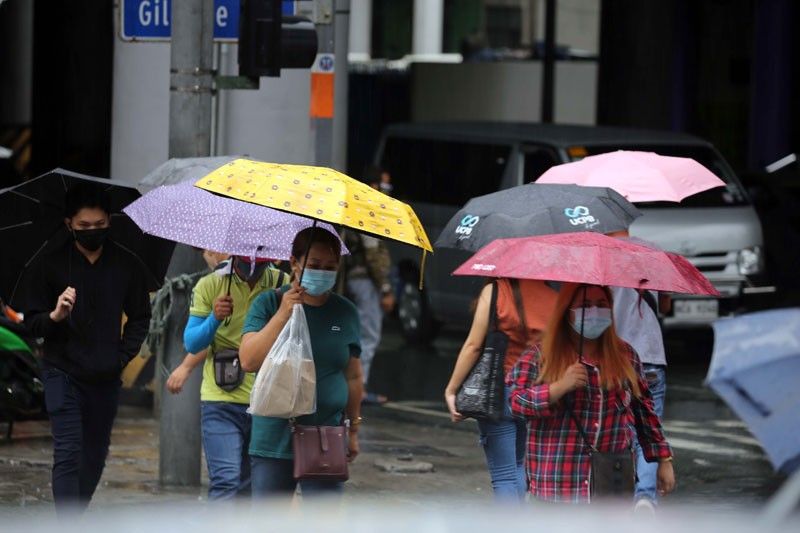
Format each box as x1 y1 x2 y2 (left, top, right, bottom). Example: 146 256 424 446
673 299 719 320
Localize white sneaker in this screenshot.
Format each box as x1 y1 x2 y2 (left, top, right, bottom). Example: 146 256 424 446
633 497 656 515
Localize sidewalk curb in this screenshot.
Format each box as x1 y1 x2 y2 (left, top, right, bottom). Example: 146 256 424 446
364 402 479 434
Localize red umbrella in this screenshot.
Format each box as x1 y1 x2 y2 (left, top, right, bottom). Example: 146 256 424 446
452 232 719 296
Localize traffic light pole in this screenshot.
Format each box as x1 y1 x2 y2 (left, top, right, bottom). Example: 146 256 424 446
313 0 349 171
160 0 215 488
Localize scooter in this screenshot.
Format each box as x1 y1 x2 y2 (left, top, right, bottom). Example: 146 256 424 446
0 301 45 439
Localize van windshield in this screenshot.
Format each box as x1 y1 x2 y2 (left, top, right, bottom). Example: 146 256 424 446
580 145 749 207
380 137 510 207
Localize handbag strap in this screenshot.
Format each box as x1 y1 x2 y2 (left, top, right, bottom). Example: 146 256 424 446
565 395 598 454
488 280 500 332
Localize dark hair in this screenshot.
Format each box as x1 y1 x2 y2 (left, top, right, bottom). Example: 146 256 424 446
363 165 384 186
291 227 342 263
64 184 111 218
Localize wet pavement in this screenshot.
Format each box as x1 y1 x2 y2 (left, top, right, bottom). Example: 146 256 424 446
0 320 787 517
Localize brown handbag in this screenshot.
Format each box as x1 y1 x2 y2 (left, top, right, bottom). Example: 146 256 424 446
291 423 350 481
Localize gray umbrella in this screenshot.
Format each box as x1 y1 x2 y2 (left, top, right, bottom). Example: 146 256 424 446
139 156 239 189
434 183 641 252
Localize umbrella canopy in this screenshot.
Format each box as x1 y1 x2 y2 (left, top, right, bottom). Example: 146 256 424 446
452 231 719 295
434 183 641 253
195 158 432 252
139 156 238 189
124 179 347 260
536 150 725 203
0 169 174 304
708 308 800 474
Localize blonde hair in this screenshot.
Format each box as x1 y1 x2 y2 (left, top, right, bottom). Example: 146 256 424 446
539 283 641 397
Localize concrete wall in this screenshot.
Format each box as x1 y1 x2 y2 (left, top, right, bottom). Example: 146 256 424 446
110 10 313 184
411 61 596 124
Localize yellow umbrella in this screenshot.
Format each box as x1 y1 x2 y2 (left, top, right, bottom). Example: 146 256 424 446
195 158 433 284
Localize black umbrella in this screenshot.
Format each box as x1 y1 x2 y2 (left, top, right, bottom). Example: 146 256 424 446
434 183 641 252
0 168 175 305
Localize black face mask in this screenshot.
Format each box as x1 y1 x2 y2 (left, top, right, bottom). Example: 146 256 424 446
234 258 268 283
73 228 109 252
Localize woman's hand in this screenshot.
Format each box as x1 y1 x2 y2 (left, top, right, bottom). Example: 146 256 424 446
559 362 589 393
277 284 305 319
657 460 676 496
347 432 360 462
444 389 464 422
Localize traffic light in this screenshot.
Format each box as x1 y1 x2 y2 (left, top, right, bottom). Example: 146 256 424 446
238 0 318 78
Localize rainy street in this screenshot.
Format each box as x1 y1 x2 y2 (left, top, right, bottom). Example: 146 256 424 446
0 319 784 516
2 0 799 525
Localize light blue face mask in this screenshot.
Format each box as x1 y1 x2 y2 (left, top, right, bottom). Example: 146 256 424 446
300 268 337 296
570 306 613 339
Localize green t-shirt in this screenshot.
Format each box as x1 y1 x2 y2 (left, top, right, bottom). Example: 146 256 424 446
243 288 361 459
189 265 288 404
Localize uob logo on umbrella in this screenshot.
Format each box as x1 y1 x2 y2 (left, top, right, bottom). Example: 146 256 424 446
455 214 481 239
564 205 599 229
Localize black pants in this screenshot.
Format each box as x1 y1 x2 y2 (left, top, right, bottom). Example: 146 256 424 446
42 365 120 514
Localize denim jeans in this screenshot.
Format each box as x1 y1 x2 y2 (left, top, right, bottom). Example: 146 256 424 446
346 278 382 385
632 364 666 503
476 387 528 502
201 401 252 500
42 365 120 514
250 456 343 498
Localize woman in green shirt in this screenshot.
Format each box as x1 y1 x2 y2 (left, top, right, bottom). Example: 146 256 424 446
240 227 363 497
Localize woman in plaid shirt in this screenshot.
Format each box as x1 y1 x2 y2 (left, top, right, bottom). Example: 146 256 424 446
509 283 676 503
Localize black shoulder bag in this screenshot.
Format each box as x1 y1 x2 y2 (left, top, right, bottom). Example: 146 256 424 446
213 281 286 392
455 281 508 421
567 396 636 500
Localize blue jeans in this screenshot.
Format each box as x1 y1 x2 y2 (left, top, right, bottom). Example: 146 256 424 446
633 364 666 503
476 388 528 502
42 366 120 514
250 456 343 498
201 401 251 500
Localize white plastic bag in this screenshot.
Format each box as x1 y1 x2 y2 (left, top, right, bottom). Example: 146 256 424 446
248 304 316 418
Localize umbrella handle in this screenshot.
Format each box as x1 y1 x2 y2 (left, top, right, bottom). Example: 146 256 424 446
577 285 586 363
298 220 318 287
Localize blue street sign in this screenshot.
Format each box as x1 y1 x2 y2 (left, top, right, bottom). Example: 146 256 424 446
120 0 296 42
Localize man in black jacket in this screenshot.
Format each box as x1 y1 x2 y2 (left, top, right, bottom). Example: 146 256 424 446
23 185 151 513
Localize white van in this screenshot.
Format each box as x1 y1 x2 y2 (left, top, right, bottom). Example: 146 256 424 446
375 122 775 342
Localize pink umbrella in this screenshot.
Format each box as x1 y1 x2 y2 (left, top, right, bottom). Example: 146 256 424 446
453 232 719 296
536 150 725 203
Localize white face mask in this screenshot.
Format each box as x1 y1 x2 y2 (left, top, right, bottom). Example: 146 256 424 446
569 306 613 339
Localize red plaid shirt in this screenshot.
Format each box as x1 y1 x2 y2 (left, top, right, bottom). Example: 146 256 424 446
509 344 671 503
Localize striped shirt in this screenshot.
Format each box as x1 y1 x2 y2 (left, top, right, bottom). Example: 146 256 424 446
508 344 671 503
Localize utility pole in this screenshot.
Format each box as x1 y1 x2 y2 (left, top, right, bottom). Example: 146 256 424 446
312 0 349 171
159 0 215 487
541 0 556 123
333 0 350 172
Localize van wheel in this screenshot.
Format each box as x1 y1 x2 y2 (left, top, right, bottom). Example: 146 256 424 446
397 281 439 345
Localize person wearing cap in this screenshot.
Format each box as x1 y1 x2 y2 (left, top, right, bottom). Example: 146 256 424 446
166 255 286 501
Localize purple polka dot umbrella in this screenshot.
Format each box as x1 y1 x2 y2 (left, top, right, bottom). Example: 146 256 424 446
124 179 347 260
